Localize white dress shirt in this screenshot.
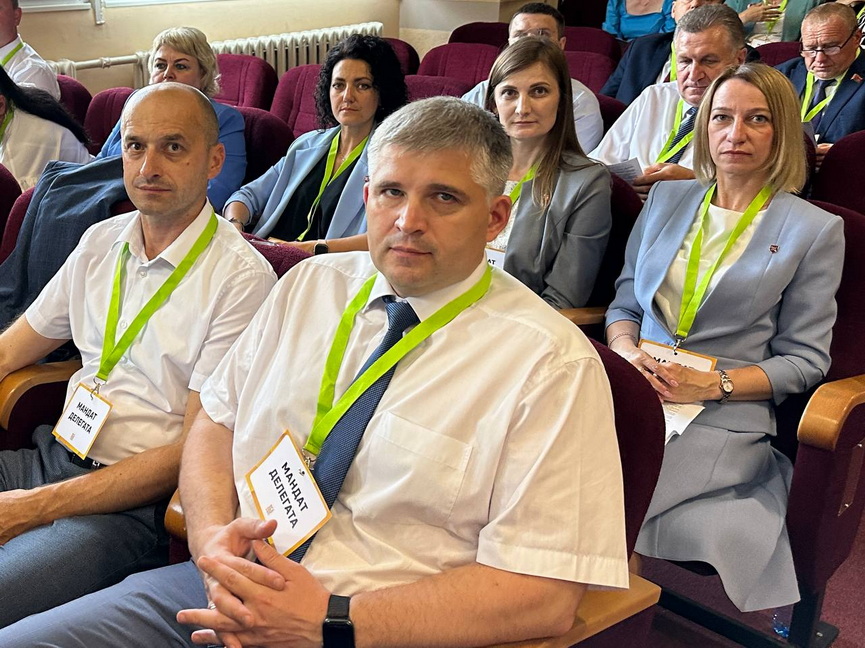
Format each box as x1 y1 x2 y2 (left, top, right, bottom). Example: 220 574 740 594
201 252 629 595
463 78 605 152
26 203 277 464
0 109 91 191
590 81 695 171
0 36 60 100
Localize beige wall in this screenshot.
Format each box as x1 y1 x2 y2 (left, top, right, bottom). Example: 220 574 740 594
21 0 400 92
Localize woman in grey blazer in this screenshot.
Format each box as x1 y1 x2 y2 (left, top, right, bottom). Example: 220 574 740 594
484 37 611 310
223 35 407 254
606 64 844 613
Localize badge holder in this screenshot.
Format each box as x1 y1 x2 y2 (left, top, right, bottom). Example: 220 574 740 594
52 381 113 460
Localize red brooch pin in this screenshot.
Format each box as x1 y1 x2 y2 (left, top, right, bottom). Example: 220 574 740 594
853 74 863 84
770 245 779 253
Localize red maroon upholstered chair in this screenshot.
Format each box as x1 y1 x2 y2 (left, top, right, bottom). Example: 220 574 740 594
384 37 420 76
56 75 92 128
213 53 278 110
448 21 509 48
755 41 801 66
270 64 322 138
405 74 474 101
235 106 294 184
242 234 312 277
418 43 501 87
563 26 621 61
564 51 617 94
648 201 865 648
0 187 32 265
809 131 865 216
596 93 627 134
0 163 21 237
84 86 134 155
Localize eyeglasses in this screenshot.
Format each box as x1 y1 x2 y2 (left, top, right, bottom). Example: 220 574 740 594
800 29 857 57
510 28 556 39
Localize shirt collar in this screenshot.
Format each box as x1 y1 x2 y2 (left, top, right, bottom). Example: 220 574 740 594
112 201 214 268
0 35 23 58
366 260 488 322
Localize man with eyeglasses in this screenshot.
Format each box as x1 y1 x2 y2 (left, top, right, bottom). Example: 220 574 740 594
776 3 865 163
461 2 604 151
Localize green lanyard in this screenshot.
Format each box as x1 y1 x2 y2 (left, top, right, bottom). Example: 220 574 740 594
800 72 835 122
98 212 218 383
0 105 13 142
669 42 677 82
304 265 493 457
1 41 23 67
675 184 772 342
508 165 537 204
858 5 864 19
764 0 789 34
297 133 368 241
656 100 694 164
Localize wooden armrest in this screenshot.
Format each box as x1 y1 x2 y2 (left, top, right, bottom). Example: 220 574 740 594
486 573 660 647
798 374 865 451
559 306 607 327
165 488 187 541
0 360 81 429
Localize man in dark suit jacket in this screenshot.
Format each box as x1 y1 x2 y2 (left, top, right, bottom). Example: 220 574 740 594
602 0 759 104
776 3 865 165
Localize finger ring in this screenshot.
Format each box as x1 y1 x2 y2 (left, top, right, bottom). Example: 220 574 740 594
208 601 217 610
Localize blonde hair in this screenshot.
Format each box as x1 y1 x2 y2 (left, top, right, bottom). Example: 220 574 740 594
150 27 220 97
693 63 806 193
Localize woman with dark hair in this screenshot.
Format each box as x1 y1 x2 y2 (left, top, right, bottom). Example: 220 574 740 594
0 63 90 190
223 34 407 253
484 37 611 309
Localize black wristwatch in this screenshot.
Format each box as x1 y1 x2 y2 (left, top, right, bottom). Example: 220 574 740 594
314 240 330 255
323 594 354 647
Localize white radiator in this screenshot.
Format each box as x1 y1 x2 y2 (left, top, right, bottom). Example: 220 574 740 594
48 22 383 84
211 22 383 77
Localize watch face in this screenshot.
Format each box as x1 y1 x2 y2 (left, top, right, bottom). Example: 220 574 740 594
323 618 354 647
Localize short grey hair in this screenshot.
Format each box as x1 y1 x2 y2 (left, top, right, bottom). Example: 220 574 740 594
676 3 746 51
803 3 858 33
368 96 512 197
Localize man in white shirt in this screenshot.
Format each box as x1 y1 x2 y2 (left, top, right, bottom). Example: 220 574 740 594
591 4 747 198
0 83 275 628
0 0 60 99
0 97 628 648
462 2 604 151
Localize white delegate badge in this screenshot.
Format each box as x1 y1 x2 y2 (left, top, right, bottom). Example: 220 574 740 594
486 246 506 269
639 339 717 372
52 382 112 460
245 431 331 556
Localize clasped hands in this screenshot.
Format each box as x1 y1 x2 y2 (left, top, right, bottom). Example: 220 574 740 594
612 344 721 403
178 518 330 648
631 163 696 200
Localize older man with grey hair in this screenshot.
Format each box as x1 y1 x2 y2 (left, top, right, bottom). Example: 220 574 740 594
591 3 747 198
0 96 628 648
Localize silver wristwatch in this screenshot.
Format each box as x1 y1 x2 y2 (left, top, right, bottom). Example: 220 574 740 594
718 369 734 404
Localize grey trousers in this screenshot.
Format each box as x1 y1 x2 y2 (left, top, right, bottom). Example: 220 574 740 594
0 561 206 647
0 426 169 628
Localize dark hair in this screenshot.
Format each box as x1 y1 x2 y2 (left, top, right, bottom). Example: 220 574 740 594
0 65 89 145
315 34 408 130
513 3 566 38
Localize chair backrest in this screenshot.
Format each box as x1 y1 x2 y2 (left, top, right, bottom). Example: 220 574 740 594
243 234 311 276
84 86 134 155
236 106 295 184
270 64 322 138
590 339 665 554
384 37 420 76
587 173 643 308
0 187 32 264
418 43 501 86
56 75 92 128
809 131 865 216
0 163 21 238
564 51 617 94
563 26 621 61
213 53 278 110
405 74 474 102
596 93 627 134
448 21 509 48
755 41 801 66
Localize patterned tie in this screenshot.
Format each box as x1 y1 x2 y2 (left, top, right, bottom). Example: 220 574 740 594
289 296 419 562
809 78 836 131
668 106 698 165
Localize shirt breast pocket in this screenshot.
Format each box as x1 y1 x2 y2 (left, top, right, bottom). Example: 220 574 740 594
347 412 473 527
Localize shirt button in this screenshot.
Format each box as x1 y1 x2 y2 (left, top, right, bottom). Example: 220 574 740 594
138 269 147 278
120 320 128 329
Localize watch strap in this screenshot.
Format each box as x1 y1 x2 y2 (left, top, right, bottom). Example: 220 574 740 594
717 369 733 404
323 594 354 648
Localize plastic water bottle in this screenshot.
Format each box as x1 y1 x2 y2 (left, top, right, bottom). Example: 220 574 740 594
772 605 793 639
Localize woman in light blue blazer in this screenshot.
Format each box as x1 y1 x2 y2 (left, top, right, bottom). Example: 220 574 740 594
484 37 611 309
606 64 844 613
223 35 407 254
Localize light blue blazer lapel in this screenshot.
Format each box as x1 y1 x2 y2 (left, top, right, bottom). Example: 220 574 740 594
326 141 369 238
